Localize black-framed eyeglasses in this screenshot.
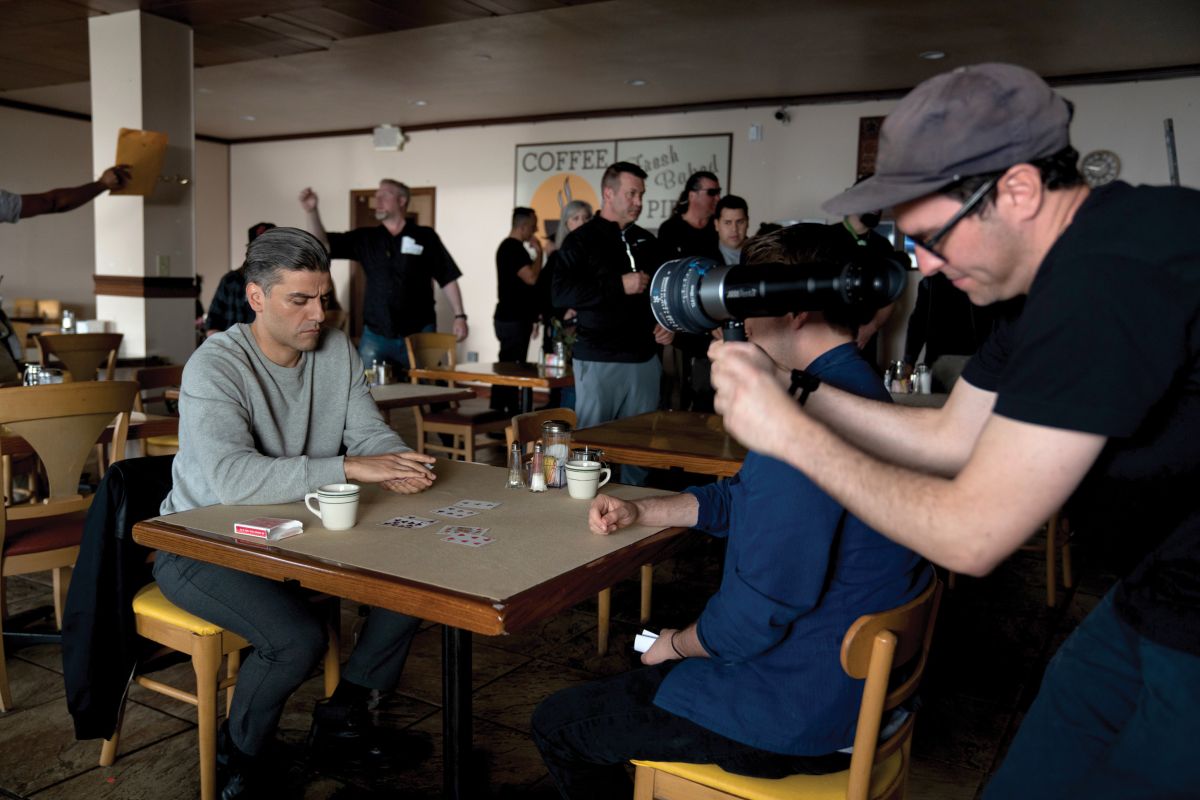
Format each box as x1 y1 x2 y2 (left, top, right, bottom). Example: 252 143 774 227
907 176 998 261
694 187 721 197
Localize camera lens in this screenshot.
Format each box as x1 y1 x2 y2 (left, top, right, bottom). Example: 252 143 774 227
649 257 723 334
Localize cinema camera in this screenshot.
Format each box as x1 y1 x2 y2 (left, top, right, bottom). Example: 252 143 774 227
649 250 908 342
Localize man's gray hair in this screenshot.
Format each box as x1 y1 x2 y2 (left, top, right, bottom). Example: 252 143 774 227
242 227 329 294
380 179 411 203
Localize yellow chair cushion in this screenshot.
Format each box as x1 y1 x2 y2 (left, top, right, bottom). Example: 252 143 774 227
632 749 902 800
132 583 224 636
145 434 179 449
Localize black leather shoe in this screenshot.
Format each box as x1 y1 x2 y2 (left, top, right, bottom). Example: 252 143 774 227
308 699 432 772
217 722 265 800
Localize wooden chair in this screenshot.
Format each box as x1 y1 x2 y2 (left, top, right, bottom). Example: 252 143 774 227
0 380 138 711
99 585 341 800
35 332 123 381
404 332 509 462
632 578 943 800
134 364 185 456
507 407 654 655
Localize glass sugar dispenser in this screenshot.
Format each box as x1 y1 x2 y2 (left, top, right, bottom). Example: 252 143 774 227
540 419 572 488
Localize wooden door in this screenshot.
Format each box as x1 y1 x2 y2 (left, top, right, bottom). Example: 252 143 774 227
346 187 437 339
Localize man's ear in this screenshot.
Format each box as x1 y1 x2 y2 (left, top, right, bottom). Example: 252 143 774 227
997 163 1044 223
790 311 810 330
246 281 266 313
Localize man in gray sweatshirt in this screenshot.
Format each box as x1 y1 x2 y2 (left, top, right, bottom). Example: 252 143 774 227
155 227 437 798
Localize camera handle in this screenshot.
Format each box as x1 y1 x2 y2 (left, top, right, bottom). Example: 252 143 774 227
722 320 747 342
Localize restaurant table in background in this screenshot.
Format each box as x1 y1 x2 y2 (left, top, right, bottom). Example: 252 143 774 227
369 382 476 411
572 410 748 478
132 460 684 800
408 361 573 414
0 411 177 461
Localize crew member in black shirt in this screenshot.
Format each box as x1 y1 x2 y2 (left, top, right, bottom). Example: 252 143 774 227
491 206 544 414
300 180 469 371
656 170 722 261
709 63 1200 798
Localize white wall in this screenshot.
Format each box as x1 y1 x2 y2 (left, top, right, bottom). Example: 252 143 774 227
0 106 229 334
229 75 1200 364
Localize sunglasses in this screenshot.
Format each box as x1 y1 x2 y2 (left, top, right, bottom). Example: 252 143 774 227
908 176 998 262
693 187 721 197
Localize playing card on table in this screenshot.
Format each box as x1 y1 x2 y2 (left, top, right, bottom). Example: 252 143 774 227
431 506 479 519
441 530 494 547
437 525 489 537
453 499 501 510
381 515 435 529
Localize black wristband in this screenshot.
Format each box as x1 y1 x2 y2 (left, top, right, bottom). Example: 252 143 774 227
454 314 468 320
788 369 821 406
670 631 686 659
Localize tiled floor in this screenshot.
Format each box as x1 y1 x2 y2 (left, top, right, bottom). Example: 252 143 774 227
0 410 1118 798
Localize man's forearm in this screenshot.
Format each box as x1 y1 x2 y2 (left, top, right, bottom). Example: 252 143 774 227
305 209 330 250
20 182 105 218
443 280 466 316
805 377 992 477
633 492 699 529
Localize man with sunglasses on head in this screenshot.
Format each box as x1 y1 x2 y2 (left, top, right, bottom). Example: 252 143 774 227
708 63 1200 798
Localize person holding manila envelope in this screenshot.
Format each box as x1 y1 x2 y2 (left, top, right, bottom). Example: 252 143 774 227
154 228 437 797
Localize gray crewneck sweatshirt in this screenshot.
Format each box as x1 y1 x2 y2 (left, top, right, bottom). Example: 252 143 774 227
162 324 410 514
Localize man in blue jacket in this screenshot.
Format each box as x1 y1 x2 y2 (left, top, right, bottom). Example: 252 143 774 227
531 224 929 799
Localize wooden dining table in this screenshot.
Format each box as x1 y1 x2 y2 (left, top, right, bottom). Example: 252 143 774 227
572 409 748 478
368 382 476 411
407 361 573 414
0 411 178 460
132 460 684 799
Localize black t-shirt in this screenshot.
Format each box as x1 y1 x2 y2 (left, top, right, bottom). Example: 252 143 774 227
327 224 461 339
961 182 1200 655
657 214 721 262
494 237 538 322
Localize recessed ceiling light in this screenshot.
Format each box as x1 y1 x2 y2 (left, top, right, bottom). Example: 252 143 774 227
627 78 647 87
919 50 946 60
411 100 428 107
475 53 492 61
240 115 256 122
197 87 213 95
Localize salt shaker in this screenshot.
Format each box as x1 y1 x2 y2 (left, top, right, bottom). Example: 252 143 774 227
914 363 932 394
60 308 75 334
529 441 547 492
506 442 527 489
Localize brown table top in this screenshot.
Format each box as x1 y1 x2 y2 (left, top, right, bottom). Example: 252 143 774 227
890 391 950 408
572 410 748 478
1 411 178 460
408 362 573 390
133 460 684 637
369 382 476 410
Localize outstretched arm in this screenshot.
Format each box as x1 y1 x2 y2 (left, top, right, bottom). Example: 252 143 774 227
19 165 130 218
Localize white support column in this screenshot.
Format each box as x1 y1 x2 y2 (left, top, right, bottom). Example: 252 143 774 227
90 11 195 365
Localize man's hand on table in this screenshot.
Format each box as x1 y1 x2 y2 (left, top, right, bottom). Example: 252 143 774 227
589 495 639 535
345 451 436 491
709 339 798 461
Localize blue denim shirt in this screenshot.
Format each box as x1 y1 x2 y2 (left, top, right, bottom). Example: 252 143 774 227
655 342 929 755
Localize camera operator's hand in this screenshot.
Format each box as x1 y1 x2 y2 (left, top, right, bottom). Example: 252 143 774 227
709 340 797 461
622 272 650 295
653 323 674 346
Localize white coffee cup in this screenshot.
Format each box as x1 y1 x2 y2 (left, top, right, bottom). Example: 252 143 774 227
304 483 360 530
565 460 611 500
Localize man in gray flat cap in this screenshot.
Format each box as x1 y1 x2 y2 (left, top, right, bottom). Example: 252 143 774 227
708 63 1200 798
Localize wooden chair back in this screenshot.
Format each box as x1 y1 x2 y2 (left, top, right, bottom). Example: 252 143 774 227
405 332 459 382
35 332 124 382
134 364 185 414
839 576 942 800
0 381 138 523
506 408 578 454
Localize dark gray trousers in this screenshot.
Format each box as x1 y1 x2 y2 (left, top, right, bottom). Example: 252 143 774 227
153 552 421 755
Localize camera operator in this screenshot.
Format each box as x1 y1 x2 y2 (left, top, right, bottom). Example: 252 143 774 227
708 63 1200 798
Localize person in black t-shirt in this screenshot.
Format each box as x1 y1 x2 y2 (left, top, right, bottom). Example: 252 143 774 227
491 206 544 414
708 63 1200 798
657 171 722 261
300 180 469 371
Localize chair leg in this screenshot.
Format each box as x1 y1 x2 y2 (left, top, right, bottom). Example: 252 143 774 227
194 637 223 800
465 432 475 463
1061 538 1074 589
53 566 72 630
639 564 653 624
324 614 341 698
1045 515 1058 607
99 693 128 766
0 622 12 712
597 588 611 655
225 648 241 717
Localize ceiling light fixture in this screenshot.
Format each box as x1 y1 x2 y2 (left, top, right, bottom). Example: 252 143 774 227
240 115 256 122
627 78 647 87
919 50 946 60
197 87 213 95
411 100 428 107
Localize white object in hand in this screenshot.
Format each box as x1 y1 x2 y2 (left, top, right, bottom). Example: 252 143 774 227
633 629 659 654
304 483 360 530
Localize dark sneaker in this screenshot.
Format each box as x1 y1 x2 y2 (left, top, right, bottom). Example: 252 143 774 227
217 722 265 800
307 699 432 773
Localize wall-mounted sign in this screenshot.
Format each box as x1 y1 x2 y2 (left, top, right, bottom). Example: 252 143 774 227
516 134 731 237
